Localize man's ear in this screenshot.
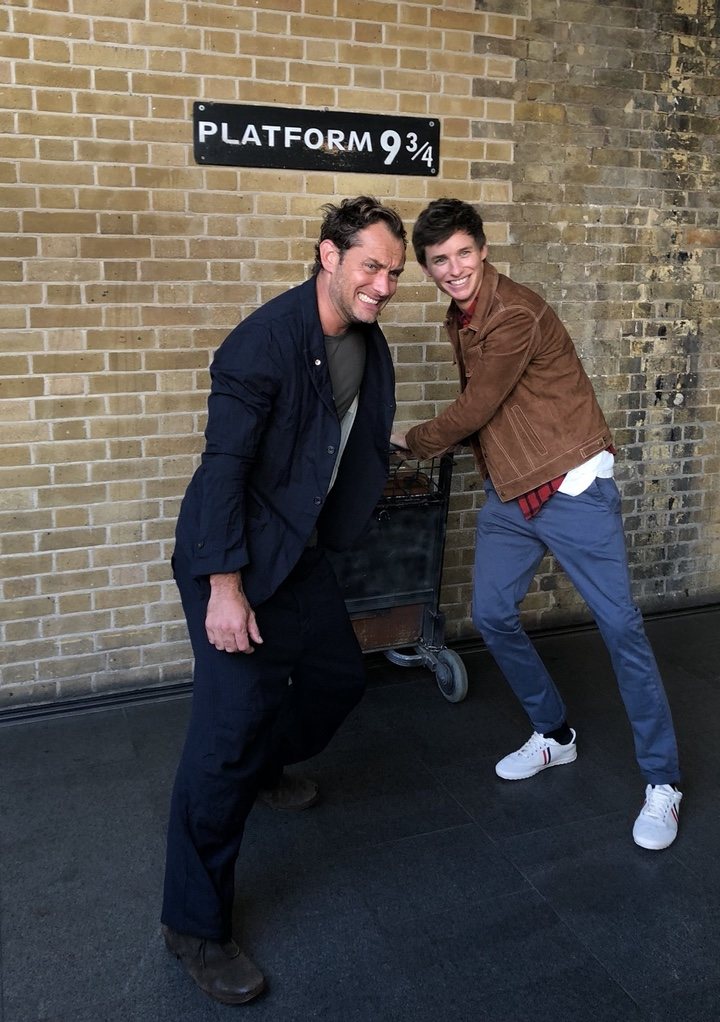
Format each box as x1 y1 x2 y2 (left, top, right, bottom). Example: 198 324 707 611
318 239 340 273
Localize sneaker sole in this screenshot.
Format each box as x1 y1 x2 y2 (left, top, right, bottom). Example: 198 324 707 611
495 746 577 781
632 831 678 851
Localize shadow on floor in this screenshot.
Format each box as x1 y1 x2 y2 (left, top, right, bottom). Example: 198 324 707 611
1 608 719 1021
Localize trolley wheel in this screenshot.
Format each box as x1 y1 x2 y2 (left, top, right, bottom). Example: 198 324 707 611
434 648 468 703
384 647 423 668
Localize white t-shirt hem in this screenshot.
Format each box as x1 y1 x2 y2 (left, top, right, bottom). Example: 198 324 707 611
557 449 615 496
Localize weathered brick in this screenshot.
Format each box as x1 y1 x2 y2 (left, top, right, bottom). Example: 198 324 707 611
0 35 31 59
337 0 398 21
0 0 717 709
185 5 254 29
12 9 89 38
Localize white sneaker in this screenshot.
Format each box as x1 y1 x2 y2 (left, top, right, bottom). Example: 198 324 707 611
495 730 577 780
632 784 682 850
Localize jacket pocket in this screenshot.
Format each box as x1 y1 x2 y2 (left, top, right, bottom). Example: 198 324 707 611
462 343 482 378
507 405 548 456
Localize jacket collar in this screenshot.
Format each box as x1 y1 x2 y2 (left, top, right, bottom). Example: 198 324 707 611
443 260 499 335
443 261 500 365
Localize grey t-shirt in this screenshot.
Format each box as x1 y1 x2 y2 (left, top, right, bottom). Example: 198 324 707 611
305 329 367 547
324 327 366 420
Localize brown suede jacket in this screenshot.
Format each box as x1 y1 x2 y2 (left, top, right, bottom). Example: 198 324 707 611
405 261 613 501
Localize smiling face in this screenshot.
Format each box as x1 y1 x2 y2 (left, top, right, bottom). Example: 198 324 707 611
317 221 406 335
421 230 488 311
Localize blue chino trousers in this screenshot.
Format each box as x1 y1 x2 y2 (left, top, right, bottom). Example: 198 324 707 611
472 477 679 785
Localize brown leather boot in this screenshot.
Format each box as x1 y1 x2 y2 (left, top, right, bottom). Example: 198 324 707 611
257 772 319 811
162 925 265 1005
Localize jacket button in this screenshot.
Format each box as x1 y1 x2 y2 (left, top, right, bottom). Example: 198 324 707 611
314 496 322 506
314 358 322 366
327 445 336 455
197 541 204 548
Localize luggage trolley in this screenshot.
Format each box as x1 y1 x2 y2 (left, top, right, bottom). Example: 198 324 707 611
328 450 469 702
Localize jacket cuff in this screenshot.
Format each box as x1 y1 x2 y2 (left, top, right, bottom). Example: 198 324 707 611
188 543 249 580
406 423 442 459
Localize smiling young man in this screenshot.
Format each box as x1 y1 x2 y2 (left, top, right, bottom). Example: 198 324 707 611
162 197 406 1005
392 197 682 852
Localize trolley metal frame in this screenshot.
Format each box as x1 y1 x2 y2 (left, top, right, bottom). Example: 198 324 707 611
328 450 468 702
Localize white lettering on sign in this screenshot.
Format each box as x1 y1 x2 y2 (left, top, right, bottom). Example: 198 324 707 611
221 123 239 145
348 130 372 152
200 120 375 154
194 105 439 175
198 121 218 142
242 124 262 146
304 128 324 150
262 125 280 146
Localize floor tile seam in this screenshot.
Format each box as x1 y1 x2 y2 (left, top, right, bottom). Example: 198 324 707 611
571 943 650 1018
356 817 496 855
345 816 485 854
368 879 537 931
411 764 634 847
0 904 5 1022
535 915 664 1019
502 880 650 1010
664 851 712 882
507 869 718 999
417 761 497 824
369 885 549 943
480 820 636 880
469 804 628 844
392 756 481 819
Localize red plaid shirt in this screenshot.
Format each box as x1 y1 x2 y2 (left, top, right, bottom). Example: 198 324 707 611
517 476 566 519
457 302 476 329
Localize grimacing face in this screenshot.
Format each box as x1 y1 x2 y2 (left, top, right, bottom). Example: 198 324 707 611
322 221 406 331
421 230 488 310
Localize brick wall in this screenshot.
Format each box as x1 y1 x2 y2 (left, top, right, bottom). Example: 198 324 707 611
1 0 718 708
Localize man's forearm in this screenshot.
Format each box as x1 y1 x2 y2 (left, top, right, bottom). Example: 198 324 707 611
209 571 244 595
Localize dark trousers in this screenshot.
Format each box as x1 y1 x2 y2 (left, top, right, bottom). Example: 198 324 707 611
161 546 365 940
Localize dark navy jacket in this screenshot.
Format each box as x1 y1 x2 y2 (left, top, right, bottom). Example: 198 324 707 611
175 276 396 606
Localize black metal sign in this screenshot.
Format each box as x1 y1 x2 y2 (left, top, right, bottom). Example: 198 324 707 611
193 102 439 177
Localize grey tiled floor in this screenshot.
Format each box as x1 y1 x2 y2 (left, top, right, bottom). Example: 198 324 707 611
1 608 719 1021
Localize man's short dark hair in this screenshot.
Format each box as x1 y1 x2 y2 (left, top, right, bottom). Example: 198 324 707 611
412 198 486 268
312 195 406 275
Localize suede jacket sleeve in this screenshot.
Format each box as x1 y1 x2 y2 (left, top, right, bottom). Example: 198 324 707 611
406 303 539 459
404 264 612 500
